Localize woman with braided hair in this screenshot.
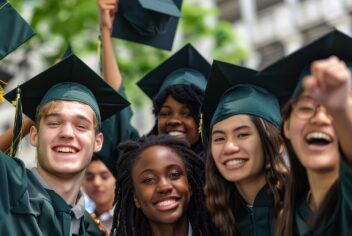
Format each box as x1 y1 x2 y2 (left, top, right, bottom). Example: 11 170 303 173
111 135 215 236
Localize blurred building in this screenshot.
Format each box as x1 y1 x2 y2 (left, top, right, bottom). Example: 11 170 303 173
217 0 352 69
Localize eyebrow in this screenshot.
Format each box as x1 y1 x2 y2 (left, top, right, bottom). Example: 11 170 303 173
138 164 183 176
212 125 251 135
44 113 93 124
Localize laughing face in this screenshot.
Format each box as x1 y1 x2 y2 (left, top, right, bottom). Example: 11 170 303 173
131 145 191 225
157 95 199 146
30 101 103 177
211 114 266 186
284 92 339 172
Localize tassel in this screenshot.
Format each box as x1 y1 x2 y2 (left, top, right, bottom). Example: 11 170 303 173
198 112 203 142
9 87 23 157
0 80 6 103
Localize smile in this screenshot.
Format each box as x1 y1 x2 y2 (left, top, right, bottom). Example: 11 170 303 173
305 132 332 146
154 197 180 211
53 146 78 153
224 158 247 168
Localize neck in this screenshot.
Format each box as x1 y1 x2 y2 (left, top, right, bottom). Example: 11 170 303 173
95 200 114 216
149 215 189 236
37 166 84 205
235 174 266 205
306 167 339 211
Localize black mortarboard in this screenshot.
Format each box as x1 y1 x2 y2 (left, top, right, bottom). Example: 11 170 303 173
257 29 352 105
112 0 182 50
202 60 282 142
137 43 210 98
0 1 35 60
4 54 130 127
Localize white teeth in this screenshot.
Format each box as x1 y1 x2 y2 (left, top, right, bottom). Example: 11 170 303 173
225 159 245 167
156 199 176 206
306 132 331 141
168 131 184 137
55 147 75 153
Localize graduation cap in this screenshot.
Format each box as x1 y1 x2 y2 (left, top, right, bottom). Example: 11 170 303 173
112 0 182 50
0 1 35 60
137 43 210 99
61 43 73 59
202 60 282 143
257 29 352 105
5 54 130 124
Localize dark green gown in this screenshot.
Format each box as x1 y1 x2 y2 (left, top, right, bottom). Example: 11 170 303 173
231 185 276 236
0 151 104 236
294 156 352 235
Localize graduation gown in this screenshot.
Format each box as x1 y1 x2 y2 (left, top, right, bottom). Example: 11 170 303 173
294 155 352 235
231 185 275 236
0 151 104 236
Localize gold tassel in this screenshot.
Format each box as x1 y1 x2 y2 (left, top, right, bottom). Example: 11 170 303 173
198 112 204 142
0 80 7 103
9 87 23 157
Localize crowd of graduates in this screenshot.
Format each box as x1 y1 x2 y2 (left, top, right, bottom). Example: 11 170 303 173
1 0 352 235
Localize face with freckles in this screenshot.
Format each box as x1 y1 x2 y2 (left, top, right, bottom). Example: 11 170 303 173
284 91 339 172
30 100 103 177
132 145 191 225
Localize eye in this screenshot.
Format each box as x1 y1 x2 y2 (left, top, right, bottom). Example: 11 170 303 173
169 171 181 180
142 177 156 184
182 110 192 117
212 136 225 143
158 110 170 117
47 122 60 127
237 133 250 139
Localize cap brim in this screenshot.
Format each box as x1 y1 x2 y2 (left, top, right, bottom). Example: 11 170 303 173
4 55 129 121
0 2 35 60
137 43 211 98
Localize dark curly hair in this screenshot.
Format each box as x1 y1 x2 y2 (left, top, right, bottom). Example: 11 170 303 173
111 135 215 236
148 84 205 155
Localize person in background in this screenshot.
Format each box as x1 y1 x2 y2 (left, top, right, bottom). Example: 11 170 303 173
82 154 116 235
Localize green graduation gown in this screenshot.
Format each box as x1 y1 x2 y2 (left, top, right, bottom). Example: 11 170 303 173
231 185 275 236
294 156 352 235
0 151 104 236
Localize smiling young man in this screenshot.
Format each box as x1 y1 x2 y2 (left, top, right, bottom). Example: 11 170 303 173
0 55 129 235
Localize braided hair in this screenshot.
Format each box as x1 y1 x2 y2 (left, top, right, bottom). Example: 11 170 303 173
111 135 213 236
149 84 205 155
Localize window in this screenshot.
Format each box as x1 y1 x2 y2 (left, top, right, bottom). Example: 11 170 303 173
256 41 285 70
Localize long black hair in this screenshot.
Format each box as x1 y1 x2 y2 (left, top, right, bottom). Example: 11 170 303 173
148 84 205 155
111 135 214 236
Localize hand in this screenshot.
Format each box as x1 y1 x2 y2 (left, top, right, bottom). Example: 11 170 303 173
98 0 118 32
303 56 352 112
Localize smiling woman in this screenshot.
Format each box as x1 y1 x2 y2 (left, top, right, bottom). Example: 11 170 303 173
111 135 215 236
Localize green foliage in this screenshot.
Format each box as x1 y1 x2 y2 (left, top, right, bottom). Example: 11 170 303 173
12 0 248 106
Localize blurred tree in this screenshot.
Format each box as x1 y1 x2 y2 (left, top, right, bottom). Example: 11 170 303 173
11 0 249 106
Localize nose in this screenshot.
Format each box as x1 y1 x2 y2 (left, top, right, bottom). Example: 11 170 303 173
310 106 333 126
224 139 240 155
166 114 182 126
60 123 75 138
156 177 173 194
92 176 102 186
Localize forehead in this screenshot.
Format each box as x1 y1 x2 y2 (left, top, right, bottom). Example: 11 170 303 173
162 95 188 109
86 160 109 173
213 114 255 130
132 145 185 173
42 100 95 119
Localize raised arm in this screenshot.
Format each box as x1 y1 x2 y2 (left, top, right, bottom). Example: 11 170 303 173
98 0 122 91
303 56 352 161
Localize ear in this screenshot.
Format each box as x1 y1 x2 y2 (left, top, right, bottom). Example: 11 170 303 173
133 193 141 208
94 132 104 152
283 119 291 140
29 126 39 147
